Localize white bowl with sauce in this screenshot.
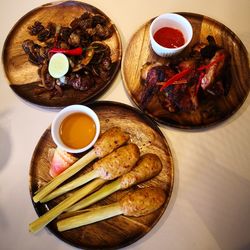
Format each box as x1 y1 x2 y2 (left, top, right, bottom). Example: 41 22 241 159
51 105 100 153
150 13 193 57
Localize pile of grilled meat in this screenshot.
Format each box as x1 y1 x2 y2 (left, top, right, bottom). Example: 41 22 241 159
140 36 230 113
22 12 114 97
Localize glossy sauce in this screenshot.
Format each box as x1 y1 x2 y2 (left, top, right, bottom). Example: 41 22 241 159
60 113 96 149
153 27 185 48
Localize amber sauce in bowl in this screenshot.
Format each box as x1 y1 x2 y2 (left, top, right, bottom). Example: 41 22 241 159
60 113 96 149
51 105 100 153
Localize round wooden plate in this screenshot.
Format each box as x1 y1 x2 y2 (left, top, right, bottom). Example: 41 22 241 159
29 101 174 249
121 12 250 129
2 1 122 108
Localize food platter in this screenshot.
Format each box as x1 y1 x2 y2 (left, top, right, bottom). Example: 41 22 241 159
29 101 174 249
2 1 122 107
122 12 250 129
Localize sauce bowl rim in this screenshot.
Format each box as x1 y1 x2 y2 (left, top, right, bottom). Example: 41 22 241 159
51 104 100 154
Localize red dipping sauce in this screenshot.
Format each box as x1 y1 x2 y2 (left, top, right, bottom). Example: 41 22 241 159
153 27 185 48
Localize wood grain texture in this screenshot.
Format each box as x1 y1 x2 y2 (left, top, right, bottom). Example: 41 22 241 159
121 12 250 129
29 101 174 249
2 1 122 108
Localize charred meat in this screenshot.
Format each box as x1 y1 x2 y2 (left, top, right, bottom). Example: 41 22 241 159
141 36 230 112
22 12 114 97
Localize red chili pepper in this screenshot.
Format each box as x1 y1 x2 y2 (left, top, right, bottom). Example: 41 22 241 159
160 68 192 91
197 54 225 71
49 47 83 56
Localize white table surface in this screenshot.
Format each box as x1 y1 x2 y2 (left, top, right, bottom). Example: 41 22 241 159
0 0 249 249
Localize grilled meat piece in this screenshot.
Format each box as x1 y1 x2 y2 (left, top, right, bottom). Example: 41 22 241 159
140 63 175 108
22 39 46 65
201 49 229 94
160 81 198 112
57 187 166 231
67 153 162 212
120 187 166 217
67 73 93 91
28 21 44 35
92 14 108 26
200 35 218 59
22 12 115 96
141 59 199 112
140 35 230 113
93 127 130 158
60 27 72 42
120 153 162 189
94 144 140 180
68 32 81 47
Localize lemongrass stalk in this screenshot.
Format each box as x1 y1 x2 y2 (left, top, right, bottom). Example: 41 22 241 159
33 150 97 203
29 177 104 233
40 170 101 202
67 153 162 212
67 179 121 212
57 203 122 232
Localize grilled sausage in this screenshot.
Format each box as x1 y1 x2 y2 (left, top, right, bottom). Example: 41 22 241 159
120 153 162 189
94 127 130 158
120 187 166 217
94 143 140 180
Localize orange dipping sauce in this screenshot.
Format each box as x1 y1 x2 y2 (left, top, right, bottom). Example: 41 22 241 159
59 112 96 149
153 27 185 48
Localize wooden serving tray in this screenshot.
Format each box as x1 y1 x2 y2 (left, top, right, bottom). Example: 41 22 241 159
2 1 122 108
29 101 174 249
122 12 250 129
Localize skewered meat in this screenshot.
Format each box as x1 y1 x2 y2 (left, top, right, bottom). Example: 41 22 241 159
94 143 140 180
29 127 136 233
41 144 140 202
57 187 166 231
120 153 162 189
94 127 130 158
120 187 166 217
33 127 130 203
67 153 162 212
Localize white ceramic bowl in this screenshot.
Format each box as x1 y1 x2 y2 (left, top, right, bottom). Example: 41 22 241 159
150 13 193 57
51 105 100 153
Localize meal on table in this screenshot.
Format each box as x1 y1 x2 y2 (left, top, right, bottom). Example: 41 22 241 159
140 36 230 113
22 12 115 98
29 127 166 233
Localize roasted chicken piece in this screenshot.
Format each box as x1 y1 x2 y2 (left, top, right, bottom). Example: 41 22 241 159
57 187 166 231
201 49 229 95
140 62 175 108
141 59 199 112
140 35 230 113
